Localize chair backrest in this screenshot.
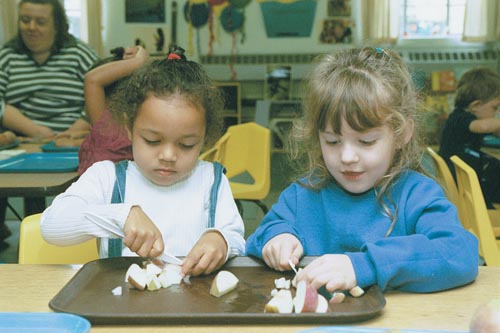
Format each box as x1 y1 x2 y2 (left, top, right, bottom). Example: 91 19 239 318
426 147 466 227
221 122 271 200
18 213 99 264
200 132 232 163
450 155 500 266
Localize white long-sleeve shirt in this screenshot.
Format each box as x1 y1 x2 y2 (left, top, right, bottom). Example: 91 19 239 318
41 160 245 259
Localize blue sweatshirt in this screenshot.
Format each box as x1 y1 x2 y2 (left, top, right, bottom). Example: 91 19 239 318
246 171 478 292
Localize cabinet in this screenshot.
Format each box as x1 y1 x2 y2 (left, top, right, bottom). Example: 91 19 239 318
216 82 241 130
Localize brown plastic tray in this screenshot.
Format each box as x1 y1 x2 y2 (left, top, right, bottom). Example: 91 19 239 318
49 256 386 325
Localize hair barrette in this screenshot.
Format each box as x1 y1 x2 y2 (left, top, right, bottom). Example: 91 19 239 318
167 53 181 60
166 45 186 61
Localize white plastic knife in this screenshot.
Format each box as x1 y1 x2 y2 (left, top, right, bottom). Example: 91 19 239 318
86 212 182 265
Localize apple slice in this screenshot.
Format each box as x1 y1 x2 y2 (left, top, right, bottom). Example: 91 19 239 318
210 270 239 297
265 289 293 313
315 294 329 313
127 264 147 291
147 274 162 291
349 286 365 297
293 280 319 313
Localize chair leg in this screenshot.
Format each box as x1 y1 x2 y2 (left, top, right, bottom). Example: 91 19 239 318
234 199 269 217
253 200 269 215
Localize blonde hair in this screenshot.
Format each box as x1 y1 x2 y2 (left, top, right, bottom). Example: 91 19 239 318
290 47 425 234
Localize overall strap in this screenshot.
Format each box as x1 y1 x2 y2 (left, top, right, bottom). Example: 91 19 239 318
208 162 225 228
108 160 128 257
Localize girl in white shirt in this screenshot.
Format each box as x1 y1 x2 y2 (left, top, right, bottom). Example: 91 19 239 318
41 47 245 277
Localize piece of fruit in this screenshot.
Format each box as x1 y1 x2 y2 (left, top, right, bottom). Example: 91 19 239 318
274 277 291 289
293 280 319 313
315 294 329 313
329 291 346 304
470 299 500 333
127 264 147 291
209 270 239 297
349 286 365 297
265 289 293 313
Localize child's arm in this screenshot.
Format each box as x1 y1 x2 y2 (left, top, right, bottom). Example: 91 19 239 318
262 233 303 271
84 46 148 124
296 254 357 292
181 169 245 276
181 231 227 276
469 117 500 136
123 205 164 258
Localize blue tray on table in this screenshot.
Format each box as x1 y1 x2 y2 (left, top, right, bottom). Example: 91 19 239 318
0 312 90 332
40 141 80 152
0 152 78 173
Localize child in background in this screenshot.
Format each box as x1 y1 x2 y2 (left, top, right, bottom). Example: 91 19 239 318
41 47 245 277
77 45 148 175
439 67 500 207
246 47 478 293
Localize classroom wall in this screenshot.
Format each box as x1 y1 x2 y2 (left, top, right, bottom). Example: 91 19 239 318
101 0 362 60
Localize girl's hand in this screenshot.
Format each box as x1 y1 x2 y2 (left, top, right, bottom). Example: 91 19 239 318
123 45 148 62
181 231 227 276
262 233 303 271
123 206 164 258
297 254 357 292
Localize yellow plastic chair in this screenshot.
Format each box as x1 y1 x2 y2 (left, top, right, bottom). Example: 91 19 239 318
426 147 466 228
18 213 99 264
450 156 500 266
215 122 271 214
200 132 232 163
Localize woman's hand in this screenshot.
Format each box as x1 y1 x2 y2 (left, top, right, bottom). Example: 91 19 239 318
181 231 227 276
262 233 303 271
123 206 164 258
296 254 357 292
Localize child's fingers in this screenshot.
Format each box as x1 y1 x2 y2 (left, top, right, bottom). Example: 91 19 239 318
150 238 164 258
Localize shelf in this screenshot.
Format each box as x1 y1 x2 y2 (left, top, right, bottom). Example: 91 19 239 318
216 82 241 130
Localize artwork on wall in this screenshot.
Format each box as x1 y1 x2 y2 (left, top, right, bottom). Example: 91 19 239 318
265 65 291 100
125 0 166 23
327 0 351 17
319 18 352 44
259 0 317 38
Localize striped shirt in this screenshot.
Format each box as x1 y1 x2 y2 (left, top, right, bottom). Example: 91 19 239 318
0 38 99 132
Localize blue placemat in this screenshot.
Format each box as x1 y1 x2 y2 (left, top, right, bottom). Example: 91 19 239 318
0 152 78 173
40 141 80 152
0 312 90 332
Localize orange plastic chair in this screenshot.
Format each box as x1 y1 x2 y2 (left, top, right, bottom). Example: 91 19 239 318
426 147 466 228
18 213 99 264
212 122 271 215
450 156 500 266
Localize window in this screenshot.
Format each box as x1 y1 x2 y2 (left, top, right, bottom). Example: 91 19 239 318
63 0 87 42
400 0 466 39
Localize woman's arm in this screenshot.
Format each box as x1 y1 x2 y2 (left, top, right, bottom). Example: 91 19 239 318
2 104 55 138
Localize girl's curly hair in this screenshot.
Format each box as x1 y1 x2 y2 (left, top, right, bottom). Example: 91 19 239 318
107 55 224 148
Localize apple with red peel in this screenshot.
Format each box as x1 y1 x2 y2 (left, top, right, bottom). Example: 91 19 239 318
470 299 500 333
293 280 319 313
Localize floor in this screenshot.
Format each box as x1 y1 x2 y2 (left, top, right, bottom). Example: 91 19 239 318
0 153 292 264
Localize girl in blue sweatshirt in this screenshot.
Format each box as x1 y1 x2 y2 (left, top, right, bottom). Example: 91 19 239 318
246 47 478 293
